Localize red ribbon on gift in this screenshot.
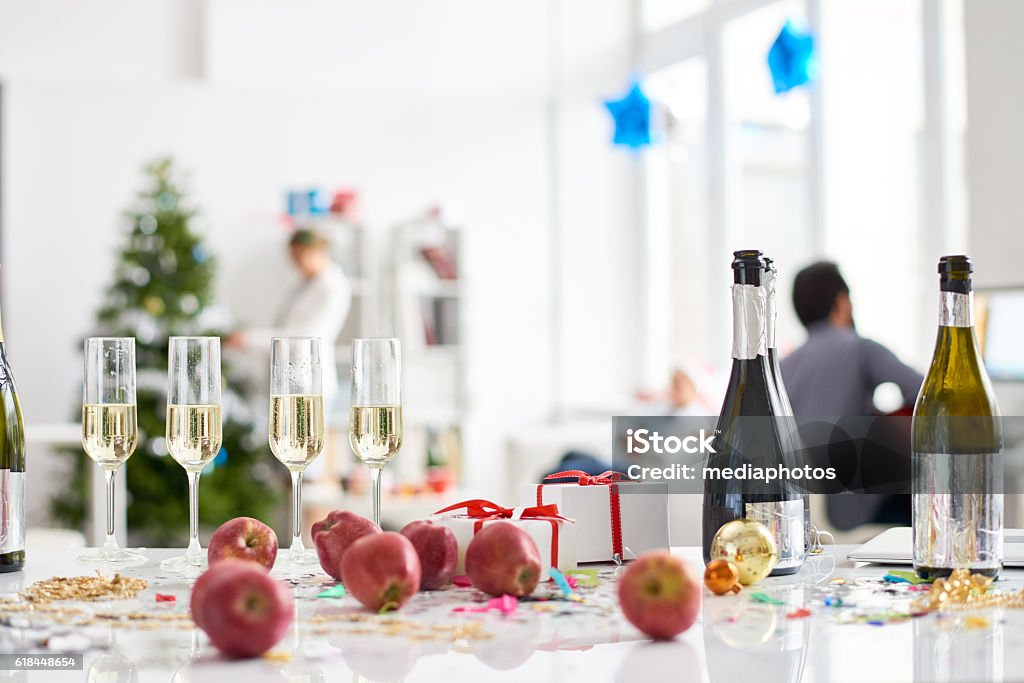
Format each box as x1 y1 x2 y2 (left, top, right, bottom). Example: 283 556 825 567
538 470 626 561
434 499 568 569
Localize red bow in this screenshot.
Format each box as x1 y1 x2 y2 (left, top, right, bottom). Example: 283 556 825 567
538 471 626 561
434 498 568 521
543 470 625 486
434 499 568 570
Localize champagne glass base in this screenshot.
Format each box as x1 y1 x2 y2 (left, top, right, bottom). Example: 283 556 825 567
160 553 207 576
272 548 320 574
77 547 148 569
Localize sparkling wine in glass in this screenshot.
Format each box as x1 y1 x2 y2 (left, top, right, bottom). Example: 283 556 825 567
349 338 402 527
269 337 325 569
79 337 146 568
161 337 222 574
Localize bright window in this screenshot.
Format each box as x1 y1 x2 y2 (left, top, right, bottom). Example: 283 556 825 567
640 0 967 377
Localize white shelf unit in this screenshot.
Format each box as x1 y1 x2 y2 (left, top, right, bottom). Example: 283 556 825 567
388 213 466 485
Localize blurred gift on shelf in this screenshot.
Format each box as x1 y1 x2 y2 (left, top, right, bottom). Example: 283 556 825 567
285 186 360 220
420 244 458 280
523 472 670 562
432 499 577 581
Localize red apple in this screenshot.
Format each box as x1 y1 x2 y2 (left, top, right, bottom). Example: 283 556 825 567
340 532 421 611
189 558 254 629
207 516 278 571
311 510 381 580
400 520 458 590
618 551 701 640
192 561 294 658
464 522 541 597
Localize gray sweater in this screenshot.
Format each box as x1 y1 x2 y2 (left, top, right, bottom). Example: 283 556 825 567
781 322 923 416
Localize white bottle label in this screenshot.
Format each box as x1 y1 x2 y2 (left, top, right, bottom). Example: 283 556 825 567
0 470 24 554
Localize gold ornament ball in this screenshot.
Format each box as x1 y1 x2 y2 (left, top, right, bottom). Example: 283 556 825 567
710 519 778 585
704 559 741 595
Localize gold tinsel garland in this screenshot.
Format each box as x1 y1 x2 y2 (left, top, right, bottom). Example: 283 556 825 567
912 568 1024 612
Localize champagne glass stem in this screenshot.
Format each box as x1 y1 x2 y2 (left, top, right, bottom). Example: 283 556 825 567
289 470 305 554
370 466 382 527
103 469 118 551
186 471 202 563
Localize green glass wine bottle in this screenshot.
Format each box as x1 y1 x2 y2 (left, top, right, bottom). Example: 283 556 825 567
912 255 1001 579
0 308 25 572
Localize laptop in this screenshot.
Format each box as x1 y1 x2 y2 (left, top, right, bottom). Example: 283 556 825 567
848 526 1024 567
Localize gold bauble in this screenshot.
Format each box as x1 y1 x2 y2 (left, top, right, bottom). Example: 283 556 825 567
704 559 741 595
710 519 778 585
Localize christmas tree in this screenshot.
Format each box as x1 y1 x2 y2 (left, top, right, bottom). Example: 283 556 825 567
52 158 279 544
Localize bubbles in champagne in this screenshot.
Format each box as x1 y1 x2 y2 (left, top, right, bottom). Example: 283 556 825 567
82 404 138 471
269 395 325 471
349 405 403 467
166 404 223 472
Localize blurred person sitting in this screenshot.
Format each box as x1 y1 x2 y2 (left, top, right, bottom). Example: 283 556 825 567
545 367 712 481
782 262 922 416
228 228 351 414
632 367 716 417
782 261 922 529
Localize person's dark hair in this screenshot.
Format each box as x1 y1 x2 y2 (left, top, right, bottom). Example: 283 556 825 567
792 261 849 328
288 228 328 249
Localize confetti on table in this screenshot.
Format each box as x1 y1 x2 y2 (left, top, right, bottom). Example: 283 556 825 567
787 608 812 619
155 594 176 603
452 575 472 588
964 615 991 629
316 584 347 599
750 593 784 605
452 595 518 616
884 570 932 585
263 650 292 663
549 568 573 597
565 569 600 588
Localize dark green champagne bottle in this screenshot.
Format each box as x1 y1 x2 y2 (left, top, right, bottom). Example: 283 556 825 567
0 310 25 572
764 255 810 550
912 255 1001 579
702 250 806 575
762 256 794 416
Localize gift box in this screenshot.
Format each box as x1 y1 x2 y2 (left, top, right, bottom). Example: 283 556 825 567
522 471 669 563
432 499 577 582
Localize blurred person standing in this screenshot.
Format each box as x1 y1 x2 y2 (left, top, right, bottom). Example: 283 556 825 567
229 229 351 412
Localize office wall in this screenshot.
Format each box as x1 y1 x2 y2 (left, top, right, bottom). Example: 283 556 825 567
964 0 1023 288
0 0 639 509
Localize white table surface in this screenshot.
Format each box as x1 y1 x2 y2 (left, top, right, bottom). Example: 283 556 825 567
1 545 1022 682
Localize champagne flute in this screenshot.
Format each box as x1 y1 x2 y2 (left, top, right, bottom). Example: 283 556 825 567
269 337 325 569
349 339 402 526
79 337 146 567
161 337 222 574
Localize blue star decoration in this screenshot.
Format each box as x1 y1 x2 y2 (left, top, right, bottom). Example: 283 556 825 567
604 81 653 149
767 20 818 94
